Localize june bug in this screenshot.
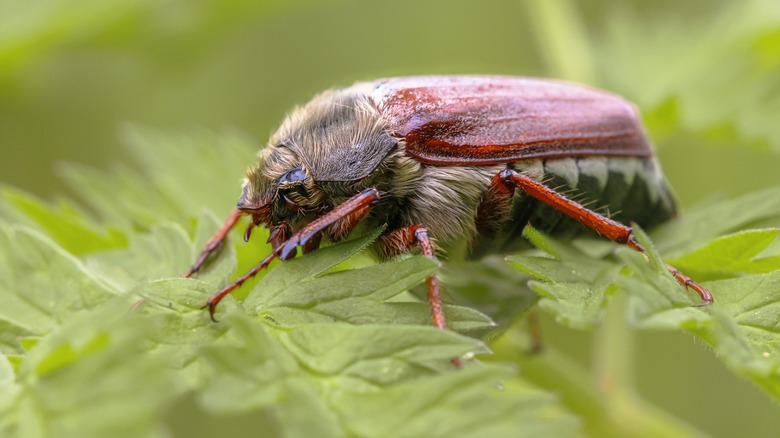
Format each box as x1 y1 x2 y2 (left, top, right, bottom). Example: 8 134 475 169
184 75 711 331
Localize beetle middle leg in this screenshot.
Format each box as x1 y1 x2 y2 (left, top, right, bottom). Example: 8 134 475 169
377 226 448 331
491 169 713 305
376 226 462 367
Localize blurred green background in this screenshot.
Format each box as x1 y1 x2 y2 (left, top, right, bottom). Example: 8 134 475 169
1 0 779 436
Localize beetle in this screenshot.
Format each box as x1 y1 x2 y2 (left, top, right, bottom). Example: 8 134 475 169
184 75 712 331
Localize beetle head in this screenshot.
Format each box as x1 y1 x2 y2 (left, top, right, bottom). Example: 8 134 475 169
238 86 397 229
239 145 326 228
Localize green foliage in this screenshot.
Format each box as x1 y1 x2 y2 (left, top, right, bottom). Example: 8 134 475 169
504 218 780 399
1 124 779 437
2 0 780 436
0 129 582 437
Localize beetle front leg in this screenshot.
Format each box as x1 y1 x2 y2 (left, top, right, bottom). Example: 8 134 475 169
184 208 245 278
203 188 380 321
497 169 713 305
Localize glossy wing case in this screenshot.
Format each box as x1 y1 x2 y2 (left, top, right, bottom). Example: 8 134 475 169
372 76 652 165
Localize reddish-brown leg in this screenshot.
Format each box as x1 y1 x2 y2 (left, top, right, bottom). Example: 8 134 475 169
203 188 380 321
413 227 448 331
243 214 263 243
202 253 276 321
266 222 291 253
303 232 323 254
184 208 245 278
378 225 462 367
474 172 515 234
381 226 449 330
499 169 713 305
665 264 712 307
378 225 462 331
417 227 463 368
276 189 379 260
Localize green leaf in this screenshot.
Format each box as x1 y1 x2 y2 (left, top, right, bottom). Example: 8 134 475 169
197 314 342 438
120 127 258 219
703 272 780 398
709 312 780 398
0 354 14 386
528 281 618 330
0 321 34 356
332 366 579 438
0 187 126 255
58 127 257 229
667 228 780 279
614 227 712 330
613 227 780 398
506 226 622 328
276 323 489 387
196 314 578 438
237 230 494 332
653 187 780 258
441 256 539 334
505 207 780 407
247 227 385 297
10 309 176 438
595 0 780 152
0 225 118 335
86 212 237 292
58 162 185 228
130 278 235 373
257 256 435 309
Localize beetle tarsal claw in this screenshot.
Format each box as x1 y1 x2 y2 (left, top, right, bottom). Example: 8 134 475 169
278 241 298 260
244 223 254 242
200 300 219 322
299 234 313 247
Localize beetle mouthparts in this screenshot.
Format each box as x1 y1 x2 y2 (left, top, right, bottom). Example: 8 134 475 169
236 204 269 215
236 192 270 213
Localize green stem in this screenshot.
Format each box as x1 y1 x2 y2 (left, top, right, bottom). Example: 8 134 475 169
593 294 706 437
491 304 706 437
594 292 633 401
521 0 598 83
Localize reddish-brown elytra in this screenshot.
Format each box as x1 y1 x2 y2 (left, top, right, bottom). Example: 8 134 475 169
184 76 712 335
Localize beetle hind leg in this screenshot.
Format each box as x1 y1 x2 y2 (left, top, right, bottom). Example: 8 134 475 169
666 264 713 306
496 169 713 305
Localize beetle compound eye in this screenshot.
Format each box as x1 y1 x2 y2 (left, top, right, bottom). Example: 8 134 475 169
279 167 306 185
277 167 311 212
